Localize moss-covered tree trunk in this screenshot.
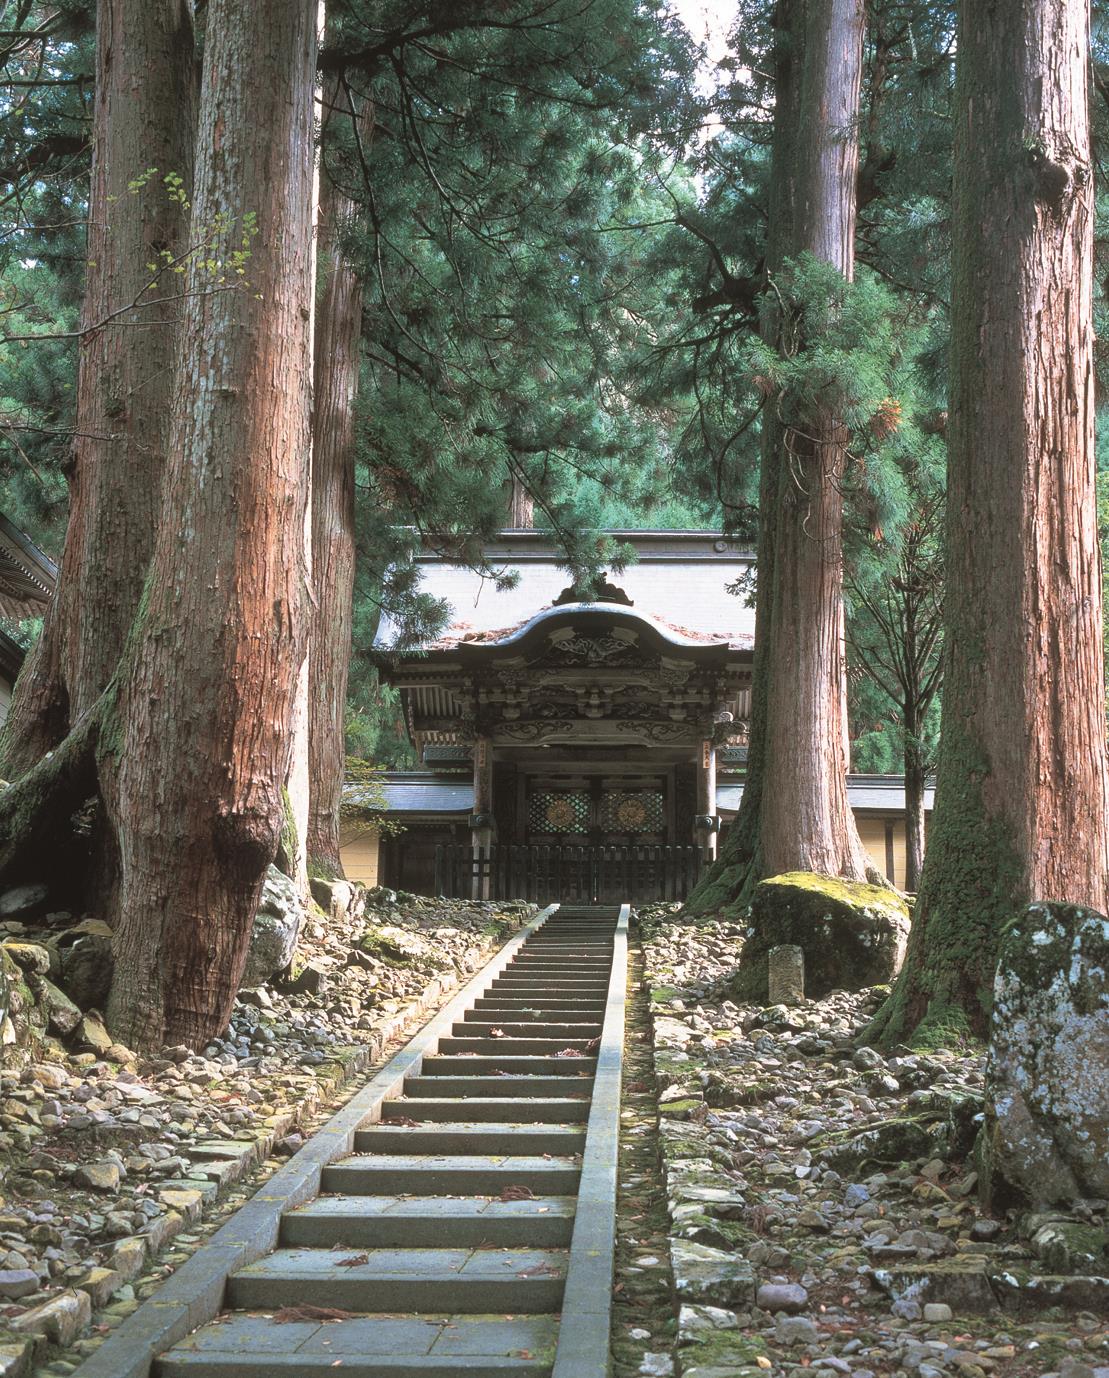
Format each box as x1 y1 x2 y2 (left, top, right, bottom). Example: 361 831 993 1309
1 0 196 778
688 0 871 916
102 0 317 1047
307 77 371 881
870 0 1108 1046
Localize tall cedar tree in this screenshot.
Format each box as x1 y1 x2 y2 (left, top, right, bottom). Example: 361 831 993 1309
688 0 874 915
870 0 1109 1045
98 0 317 1045
1 0 196 775
308 73 370 879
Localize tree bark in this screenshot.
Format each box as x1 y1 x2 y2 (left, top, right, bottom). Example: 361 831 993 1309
306 77 369 880
103 0 317 1048
1 0 196 777
506 477 535 529
903 701 926 893
688 0 871 913
871 0 1108 1045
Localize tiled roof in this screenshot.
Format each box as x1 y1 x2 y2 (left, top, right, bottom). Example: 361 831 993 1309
375 531 756 651
0 514 56 620
718 775 935 815
345 772 931 818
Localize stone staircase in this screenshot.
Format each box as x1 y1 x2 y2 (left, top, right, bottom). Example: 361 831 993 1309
147 904 624 1378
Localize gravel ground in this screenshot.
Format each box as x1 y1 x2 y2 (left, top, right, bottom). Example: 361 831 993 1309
630 903 1108 1378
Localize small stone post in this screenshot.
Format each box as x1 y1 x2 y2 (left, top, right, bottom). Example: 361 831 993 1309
768 944 805 1006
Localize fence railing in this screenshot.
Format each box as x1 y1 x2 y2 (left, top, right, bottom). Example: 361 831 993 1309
433 843 704 904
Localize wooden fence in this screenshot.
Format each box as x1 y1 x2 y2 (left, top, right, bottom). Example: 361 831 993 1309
433 843 704 904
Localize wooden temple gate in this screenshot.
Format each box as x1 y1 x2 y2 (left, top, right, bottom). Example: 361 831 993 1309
434 842 704 904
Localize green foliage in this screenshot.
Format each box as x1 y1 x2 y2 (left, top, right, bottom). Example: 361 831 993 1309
342 756 404 837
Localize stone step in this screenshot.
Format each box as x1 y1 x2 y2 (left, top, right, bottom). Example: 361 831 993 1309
473 994 606 1005
465 1006 604 1022
509 955 613 964
420 1055 597 1076
90 904 628 1378
437 1037 596 1055
353 1123 586 1155
401 1076 592 1099
518 943 613 951
487 975 606 986
157 1311 558 1377
226 1246 567 1313
382 1097 590 1123
452 1022 601 1039
321 1153 582 1196
490 976 609 987
472 993 605 1005
281 1194 576 1248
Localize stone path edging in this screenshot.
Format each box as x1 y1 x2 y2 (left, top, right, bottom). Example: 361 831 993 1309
551 902 629 1378
69 905 559 1378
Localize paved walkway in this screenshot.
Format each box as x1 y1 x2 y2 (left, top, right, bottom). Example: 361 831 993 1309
78 904 627 1378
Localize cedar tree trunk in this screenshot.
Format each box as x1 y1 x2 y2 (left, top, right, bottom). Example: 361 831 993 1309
306 78 370 880
103 0 318 1047
870 0 1109 1045
688 0 872 913
1 0 196 777
903 701 926 893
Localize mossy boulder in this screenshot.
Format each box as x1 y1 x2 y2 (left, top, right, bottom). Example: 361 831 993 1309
357 924 425 965
730 872 910 1002
980 902 1109 1210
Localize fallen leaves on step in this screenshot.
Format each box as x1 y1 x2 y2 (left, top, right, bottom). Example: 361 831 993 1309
335 1253 371 1268
490 1027 506 1038
499 1184 535 1200
556 1047 584 1058
387 1115 421 1127
517 1261 562 1277
272 1305 354 1324
586 1035 601 1051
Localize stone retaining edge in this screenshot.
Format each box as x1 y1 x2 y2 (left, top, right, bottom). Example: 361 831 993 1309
70 904 560 1378
551 903 630 1378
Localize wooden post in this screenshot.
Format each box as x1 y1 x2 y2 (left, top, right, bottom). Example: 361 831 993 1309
695 738 718 860
471 735 494 898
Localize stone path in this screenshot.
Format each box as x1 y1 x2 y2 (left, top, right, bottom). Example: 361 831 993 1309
74 903 627 1378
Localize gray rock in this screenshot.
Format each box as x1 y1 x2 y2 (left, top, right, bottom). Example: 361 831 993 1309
0 1269 40 1299
678 1304 739 1342
309 877 359 920
775 1314 819 1344
1029 1218 1109 1274
671 1240 756 1308
844 1183 871 1209
59 934 114 1011
74 1162 120 1191
11 1287 90 1345
0 884 48 918
240 866 306 988
922 1302 953 1322
871 1258 996 1312
981 902 1109 1209
755 1281 809 1313
38 978 81 1036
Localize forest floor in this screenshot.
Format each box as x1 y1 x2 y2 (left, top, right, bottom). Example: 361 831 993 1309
0 888 533 1377
611 904 1108 1378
